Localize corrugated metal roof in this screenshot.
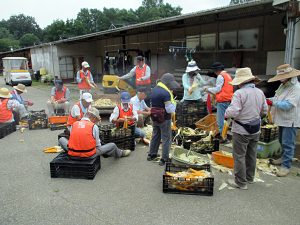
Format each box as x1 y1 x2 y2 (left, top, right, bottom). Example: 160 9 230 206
0 0 274 54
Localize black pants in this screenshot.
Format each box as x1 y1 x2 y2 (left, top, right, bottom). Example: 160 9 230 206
12 111 20 125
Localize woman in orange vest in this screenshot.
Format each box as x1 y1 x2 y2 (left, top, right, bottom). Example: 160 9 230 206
116 56 151 106
59 107 131 160
76 61 98 99
206 62 233 143
0 88 20 125
110 92 146 138
47 80 70 116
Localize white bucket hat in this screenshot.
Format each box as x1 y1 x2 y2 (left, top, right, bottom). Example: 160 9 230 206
185 61 201 73
268 64 300 83
229 67 260 85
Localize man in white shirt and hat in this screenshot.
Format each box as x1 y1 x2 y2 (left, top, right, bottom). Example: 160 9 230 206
77 61 98 99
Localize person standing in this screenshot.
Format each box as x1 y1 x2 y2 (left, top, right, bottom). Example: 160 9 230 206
110 92 146 138
77 61 97 99
10 83 34 122
116 56 151 106
225 68 268 189
147 73 179 166
47 80 70 116
267 64 300 177
206 62 233 143
59 107 131 160
67 93 93 129
182 61 205 104
130 87 151 128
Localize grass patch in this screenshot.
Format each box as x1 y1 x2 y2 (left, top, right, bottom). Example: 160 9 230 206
0 73 3 76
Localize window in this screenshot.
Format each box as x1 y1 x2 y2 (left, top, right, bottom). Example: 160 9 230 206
219 31 237 50
200 34 216 51
186 35 200 50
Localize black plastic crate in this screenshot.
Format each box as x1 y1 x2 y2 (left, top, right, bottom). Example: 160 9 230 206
187 137 219 154
50 152 101 180
99 123 135 142
163 163 214 196
176 113 208 128
260 126 278 143
101 136 135 151
0 122 16 139
50 123 67 131
28 110 48 120
176 102 208 115
28 118 48 130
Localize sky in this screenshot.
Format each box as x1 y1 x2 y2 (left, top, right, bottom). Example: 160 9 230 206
1 0 230 28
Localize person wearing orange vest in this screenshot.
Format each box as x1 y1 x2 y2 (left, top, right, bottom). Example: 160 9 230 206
206 62 233 143
0 88 20 125
110 92 146 138
116 56 151 106
76 61 98 100
59 107 131 160
67 93 93 129
47 80 70 116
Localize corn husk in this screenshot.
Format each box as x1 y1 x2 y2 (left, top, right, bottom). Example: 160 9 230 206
91 99 118 107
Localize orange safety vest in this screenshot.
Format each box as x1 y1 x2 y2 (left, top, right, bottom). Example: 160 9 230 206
78 70 91 90
54 86 66 101
68 120 97 157
67 102 84 126
0 98 13 123
216 72 233 103
117 104 134 126
136 64 150 85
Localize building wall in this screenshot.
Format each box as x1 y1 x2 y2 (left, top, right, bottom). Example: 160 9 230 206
30 45 59 77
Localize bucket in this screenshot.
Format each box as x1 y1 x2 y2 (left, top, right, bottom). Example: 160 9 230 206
41 75 47 83
40 68 47 75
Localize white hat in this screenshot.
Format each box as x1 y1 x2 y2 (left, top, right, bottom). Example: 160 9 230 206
82 61 90 68
81 93 93 102
186 61 201 73
229 67 260 85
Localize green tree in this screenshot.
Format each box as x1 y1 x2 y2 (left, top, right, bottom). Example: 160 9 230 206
43 19 66 42
0 27 12 39
7 14 42 40
0 38 12 52
19 34 40 47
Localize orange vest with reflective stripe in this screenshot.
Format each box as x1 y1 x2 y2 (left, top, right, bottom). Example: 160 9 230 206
78 70 91 90
67 102 84 126
68 120 97 157
136 64 150 85
117 104 134 125
0 98 13 123
216 72 233 103
54 86 66 101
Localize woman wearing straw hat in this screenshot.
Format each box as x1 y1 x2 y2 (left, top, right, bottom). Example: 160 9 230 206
0 88 20 124
10 83 34 122
267 64 300 177
225 68 268 189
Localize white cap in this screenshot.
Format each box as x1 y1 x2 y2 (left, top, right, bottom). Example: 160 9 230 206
82 61 90 68
81 93 93 102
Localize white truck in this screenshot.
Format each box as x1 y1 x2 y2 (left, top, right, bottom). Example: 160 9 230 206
2 57 32 86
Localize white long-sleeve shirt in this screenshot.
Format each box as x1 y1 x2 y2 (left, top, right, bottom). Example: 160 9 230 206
109 103 138 123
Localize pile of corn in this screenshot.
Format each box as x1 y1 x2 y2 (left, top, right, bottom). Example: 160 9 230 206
91 99 118 107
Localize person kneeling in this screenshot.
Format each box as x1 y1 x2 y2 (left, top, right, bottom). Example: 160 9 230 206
59 107 131 160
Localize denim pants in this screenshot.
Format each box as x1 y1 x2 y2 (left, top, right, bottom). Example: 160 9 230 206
135 127 146 138
149 119 172 161
217 101 231 135
278 126 298 169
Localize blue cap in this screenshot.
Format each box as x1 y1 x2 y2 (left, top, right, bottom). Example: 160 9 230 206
55 80 63 88
120 92 131 103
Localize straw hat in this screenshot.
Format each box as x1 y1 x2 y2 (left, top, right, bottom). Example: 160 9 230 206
13 83 27 93
268 64 300 83
229 67 260 85
0 88 13 98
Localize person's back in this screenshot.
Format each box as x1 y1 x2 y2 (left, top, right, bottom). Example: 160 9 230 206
151 86 171 120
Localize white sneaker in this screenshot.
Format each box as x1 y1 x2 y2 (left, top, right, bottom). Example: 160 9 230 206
121 150 131 157
228 179 248 190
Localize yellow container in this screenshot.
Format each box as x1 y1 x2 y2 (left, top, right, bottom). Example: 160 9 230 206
40 68 47 75
102 75 118 88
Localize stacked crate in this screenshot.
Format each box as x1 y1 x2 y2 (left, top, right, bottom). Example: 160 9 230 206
28 110 48 130
176 102 208 129
99 124 135 151
0 121 16 139
257 124 280 159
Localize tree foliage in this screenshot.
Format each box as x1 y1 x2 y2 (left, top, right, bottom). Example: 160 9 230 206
19 34 40 47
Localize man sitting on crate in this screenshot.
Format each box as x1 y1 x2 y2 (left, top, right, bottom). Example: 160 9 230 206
67 93 93 130
47 80 70 116
10 83 34 123
59 107 131 160
110 91 146 138
0 88 20 127
77 61 98 100
130 87 151 128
